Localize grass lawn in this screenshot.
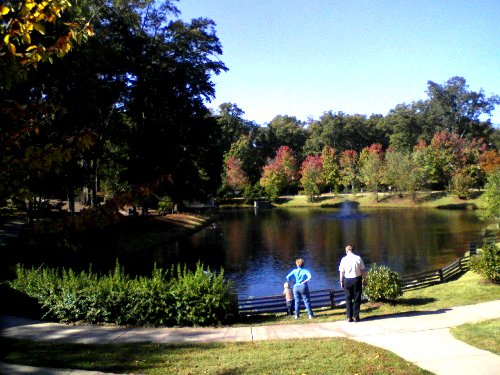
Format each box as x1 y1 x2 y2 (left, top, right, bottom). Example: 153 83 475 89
0 337 430 375
272 191 486 209
451 318 500 355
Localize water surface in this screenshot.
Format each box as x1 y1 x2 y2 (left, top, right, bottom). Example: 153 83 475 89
150 206 486 297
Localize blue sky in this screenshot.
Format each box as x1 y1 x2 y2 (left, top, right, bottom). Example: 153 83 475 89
177 0 500 126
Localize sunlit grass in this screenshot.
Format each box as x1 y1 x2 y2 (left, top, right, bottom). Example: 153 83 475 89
0 337 430 375
451 319 500 355
272 191 486 209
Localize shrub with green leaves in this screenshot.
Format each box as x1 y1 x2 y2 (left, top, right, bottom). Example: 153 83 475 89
158 196 174 215
469 242 500 283
8 262 236 326
364 264 403 302
170 263 238 326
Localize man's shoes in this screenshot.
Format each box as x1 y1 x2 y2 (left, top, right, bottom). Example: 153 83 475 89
347 318 354 322
308 315 313 319
294 315 299 320
355 317 361 322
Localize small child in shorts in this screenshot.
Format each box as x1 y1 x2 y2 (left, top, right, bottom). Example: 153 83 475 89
283 282 294 316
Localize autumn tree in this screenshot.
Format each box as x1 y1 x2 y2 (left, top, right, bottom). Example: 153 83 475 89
0 0 94 89
300 155 324 202
339 149 359 193
260 146 298 201
0 0 95 218
224 157 249 193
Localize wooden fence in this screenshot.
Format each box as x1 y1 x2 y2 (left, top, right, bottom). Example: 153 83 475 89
238 255 471 316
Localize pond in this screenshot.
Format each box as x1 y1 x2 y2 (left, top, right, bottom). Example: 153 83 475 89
148 206 486 298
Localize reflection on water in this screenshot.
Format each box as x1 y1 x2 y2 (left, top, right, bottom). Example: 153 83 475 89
151 207 486 297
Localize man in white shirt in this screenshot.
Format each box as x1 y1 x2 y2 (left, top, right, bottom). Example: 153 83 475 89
339 245 366 322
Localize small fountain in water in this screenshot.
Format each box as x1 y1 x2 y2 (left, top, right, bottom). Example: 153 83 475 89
333 201 368 220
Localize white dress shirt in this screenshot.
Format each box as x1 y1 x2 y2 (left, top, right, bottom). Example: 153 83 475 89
339 252 365 278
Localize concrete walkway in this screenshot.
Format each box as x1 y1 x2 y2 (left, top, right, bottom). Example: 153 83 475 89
1 300 499 375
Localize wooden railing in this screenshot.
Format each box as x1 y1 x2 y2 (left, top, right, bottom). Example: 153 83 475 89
238 255 471 316
401 255 470 290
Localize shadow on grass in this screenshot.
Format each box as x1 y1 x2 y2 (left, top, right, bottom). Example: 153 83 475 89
415 191 447 203
275 197 293 204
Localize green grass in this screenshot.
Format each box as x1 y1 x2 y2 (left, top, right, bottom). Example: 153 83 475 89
451 319 500 355
271 191 486 209
0 337 430 375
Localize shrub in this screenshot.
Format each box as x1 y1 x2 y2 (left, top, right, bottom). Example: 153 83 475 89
364 264 403 302
469 242 500 283
8 262 236 326
171 263 237 326
158 196 174 215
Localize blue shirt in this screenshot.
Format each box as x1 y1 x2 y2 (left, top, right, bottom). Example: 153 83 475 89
286 267 312 285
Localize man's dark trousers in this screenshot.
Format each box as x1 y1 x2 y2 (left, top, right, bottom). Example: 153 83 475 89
344 276 363 319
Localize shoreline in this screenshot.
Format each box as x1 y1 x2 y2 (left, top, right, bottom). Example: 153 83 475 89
219 191 486 210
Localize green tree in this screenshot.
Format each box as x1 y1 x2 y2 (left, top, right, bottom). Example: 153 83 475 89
479 168 500 226
216 103 256 156
266 115 307 156
321 146 340 193
426 76 499 140
304 112 384 155
359 144 384 201
383 149 421 200
380 103 425 152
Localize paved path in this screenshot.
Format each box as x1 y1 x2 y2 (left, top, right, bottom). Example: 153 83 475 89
1 300 499 374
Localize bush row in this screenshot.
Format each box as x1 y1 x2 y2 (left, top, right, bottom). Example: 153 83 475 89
7 262 238 326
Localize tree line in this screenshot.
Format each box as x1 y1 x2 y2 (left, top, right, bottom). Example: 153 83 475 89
1 1 499 221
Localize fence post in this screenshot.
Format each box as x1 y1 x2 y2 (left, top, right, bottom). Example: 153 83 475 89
439 269 444 283
469 242 477 255
329 290 335 309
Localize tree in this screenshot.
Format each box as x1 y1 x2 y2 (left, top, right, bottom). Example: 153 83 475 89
0 0 94 89
216 103 255 156
224 156 249 193
321 146 340 193
304 112 383 155
383 149 421 200
359 144 384 201
259 146 298 201
339 149 359 193
223 135 263 186
479 150 500 176
121 8 228 203
300 155 324 202
479 168 500 227
265 115 307 157
0 0 96 218
380 103 426 152
426 76 500 140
